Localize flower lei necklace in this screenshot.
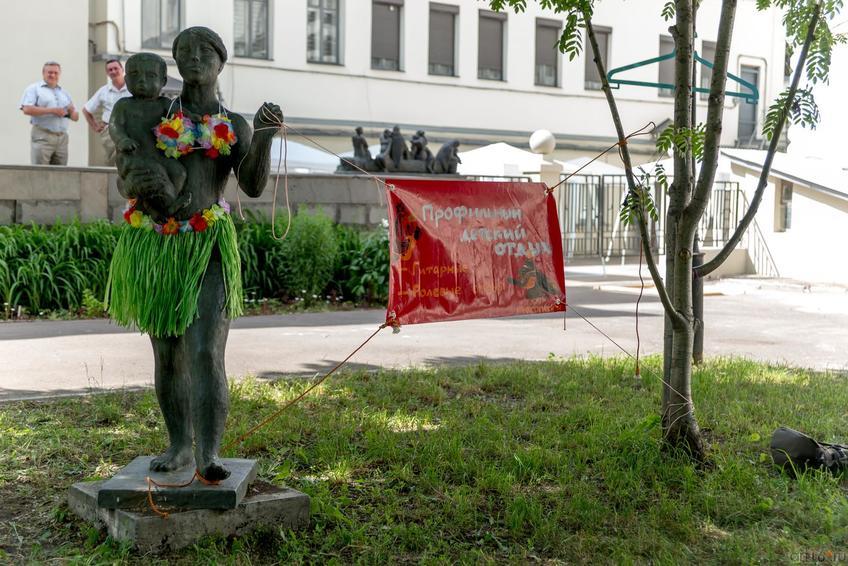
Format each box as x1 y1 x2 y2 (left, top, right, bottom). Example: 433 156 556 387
153 98 237 159
123 198 231 236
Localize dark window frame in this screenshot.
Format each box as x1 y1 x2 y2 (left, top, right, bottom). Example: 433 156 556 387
584 25 610 91
699 40 716 101
141 0 182 50
234 0 271 60
776 181 793 231
658 35 675 98
307 0 342 65
478 9 506 81
737 64 761 145
371 0 404 71
535 18 561 87
429 3 459 77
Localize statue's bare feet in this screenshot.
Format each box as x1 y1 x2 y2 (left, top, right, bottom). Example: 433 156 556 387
150 445 193 472
197 455 231 482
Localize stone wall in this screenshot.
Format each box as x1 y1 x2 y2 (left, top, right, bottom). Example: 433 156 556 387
0 165 393 227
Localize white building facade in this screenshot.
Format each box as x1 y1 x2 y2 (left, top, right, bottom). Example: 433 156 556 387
2 0 786 168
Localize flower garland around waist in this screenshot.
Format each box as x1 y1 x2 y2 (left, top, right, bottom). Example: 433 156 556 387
123 199 231 235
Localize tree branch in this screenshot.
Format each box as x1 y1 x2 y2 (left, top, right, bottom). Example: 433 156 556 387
670 0 694 215
584 10 684 326
686 0 737 226
696 0 822 278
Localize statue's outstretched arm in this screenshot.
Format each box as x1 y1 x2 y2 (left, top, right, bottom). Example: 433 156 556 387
232 102 283 198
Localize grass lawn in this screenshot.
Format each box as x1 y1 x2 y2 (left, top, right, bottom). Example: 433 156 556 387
1 356 847 563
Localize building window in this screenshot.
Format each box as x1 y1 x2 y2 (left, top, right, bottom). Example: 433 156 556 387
429 3 458 76
308 0 340 64
738 65 760 145
141 0 181 49
776 181 793 231
584 26 610 90
535 18 560 87
234 0 270 59
658 35 675 97
478 10 506 80
372 0 403 71
699 40 716 100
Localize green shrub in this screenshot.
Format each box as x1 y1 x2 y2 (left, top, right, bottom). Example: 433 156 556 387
277 208 339 305
236 210 282 300
0 221 119 316
330 224 363 301
347 222 390 304
328 222 391 305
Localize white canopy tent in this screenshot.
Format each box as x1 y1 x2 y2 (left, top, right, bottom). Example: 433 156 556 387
556 156 625 176
456 142 546 178
269 138 340 173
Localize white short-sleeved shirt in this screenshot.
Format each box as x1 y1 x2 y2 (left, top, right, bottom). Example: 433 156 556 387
84 81 130 124
19 81 74 133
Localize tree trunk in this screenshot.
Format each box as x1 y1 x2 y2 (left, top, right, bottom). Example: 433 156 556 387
659 0 705 458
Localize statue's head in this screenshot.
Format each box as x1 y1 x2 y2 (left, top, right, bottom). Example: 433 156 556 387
172 27 227 86
355 126 363 135
416 130 425 136
392 126 401 134
125 53 167 99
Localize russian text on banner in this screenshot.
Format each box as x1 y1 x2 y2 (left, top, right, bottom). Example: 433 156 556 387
385 179 566 326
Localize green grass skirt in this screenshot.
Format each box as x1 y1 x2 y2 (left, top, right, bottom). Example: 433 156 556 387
106 215 244 338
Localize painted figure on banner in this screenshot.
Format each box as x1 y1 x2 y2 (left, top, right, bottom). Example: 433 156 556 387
393 201 421 261
509 259 560 300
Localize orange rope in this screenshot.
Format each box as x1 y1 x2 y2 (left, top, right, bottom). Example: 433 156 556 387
546 121 656 194
144 322 388 517
222 322 388 452
145 469 219 518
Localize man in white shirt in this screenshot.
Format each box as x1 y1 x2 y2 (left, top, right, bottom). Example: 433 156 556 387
19 61 79 165
83 59 130 165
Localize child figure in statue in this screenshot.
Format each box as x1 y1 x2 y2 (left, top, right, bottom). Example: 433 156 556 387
109 52 190 220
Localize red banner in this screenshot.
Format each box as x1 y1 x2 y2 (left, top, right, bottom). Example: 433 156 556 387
385 178 566 326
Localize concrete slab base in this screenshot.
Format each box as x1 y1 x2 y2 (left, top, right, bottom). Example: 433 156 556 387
69 480 310 552
96 456 257 510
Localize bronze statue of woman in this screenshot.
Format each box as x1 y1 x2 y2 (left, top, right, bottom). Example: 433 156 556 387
107 27 282 481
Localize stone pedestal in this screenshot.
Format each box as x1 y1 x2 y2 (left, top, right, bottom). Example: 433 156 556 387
97 456 257 510
68 457 310 552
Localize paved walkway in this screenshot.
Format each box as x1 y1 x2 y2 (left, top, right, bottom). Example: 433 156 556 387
3 264 848 402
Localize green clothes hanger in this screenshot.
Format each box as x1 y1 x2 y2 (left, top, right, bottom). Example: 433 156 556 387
606 50 759 103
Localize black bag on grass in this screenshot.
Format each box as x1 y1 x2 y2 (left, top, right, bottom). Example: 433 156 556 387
770 426 848 476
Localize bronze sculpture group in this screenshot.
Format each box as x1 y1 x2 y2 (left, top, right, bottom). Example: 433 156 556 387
339 126 461 174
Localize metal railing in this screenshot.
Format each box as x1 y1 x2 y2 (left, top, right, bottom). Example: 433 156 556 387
555 173 778 277
737 192 780 278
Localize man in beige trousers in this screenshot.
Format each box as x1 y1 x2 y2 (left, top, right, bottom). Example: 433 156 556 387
20 61 79 165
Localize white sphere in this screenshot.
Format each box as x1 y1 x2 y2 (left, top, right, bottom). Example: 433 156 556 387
529 129 556 154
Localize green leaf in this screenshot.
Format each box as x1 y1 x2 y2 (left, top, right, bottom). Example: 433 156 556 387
762 86 820 140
